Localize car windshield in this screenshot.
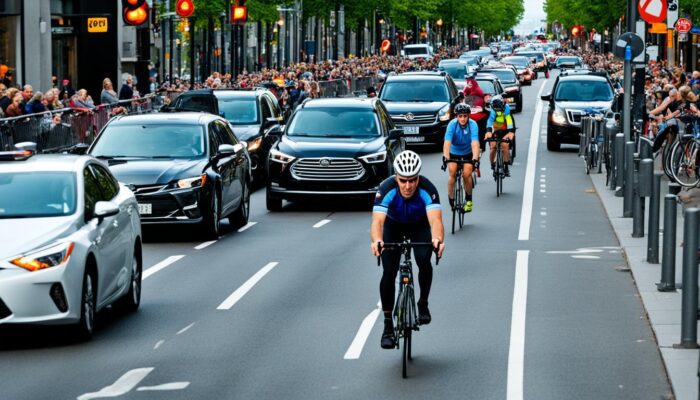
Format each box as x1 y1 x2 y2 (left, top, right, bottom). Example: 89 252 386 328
404 47 430 56
457 56 479 66
90 124 206 158
502 57 529 68
518 52 544 61
476 80 496 95
218 98 259 124
440 64 467 79
0 172 76 218
555 80 614 102
486 70 516 83
557 57 581 65
380 81 448 102
287 107 380 138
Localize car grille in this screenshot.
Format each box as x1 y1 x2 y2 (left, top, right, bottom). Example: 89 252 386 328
567 110 583 126
0 298 12 319
291 158 366 181
390 113 436 125
133 184 167 195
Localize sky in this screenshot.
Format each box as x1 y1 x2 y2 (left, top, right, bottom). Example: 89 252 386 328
513 0 547 35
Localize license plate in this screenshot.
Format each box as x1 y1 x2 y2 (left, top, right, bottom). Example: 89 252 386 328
404 136 425 143
401 126 420 135
138 203 152 215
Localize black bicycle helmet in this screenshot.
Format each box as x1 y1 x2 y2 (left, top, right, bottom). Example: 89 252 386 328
454 103 471 116
491 95 505 111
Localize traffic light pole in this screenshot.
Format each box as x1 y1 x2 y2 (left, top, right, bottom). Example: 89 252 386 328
190 17 196 88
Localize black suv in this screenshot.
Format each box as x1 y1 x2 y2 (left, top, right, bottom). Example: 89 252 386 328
478 67 522 112
163 88 283 183
378 72 460 147
540 71 616 151
266 98 405 211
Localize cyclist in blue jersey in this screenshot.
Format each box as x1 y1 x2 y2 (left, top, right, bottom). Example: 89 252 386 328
442 103 481 212
370 150 445 349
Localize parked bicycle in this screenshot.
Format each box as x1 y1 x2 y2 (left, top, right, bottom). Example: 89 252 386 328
377 239 440 379
669 114 700 187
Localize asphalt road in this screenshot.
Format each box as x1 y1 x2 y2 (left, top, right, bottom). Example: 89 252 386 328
0 73 673 400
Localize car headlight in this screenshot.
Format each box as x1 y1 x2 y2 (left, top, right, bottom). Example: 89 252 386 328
11 242 74 272
247 137 263 152
552 108 567 125
269 149 295 164
359 151 387 164
174 174 207 189
438 104 451 121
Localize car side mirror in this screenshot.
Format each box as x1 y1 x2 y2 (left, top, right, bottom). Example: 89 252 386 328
388 128 403 141
264 117 279 128
540 93 552 101
217 144 236 157
94 201 119 224
266 125 283 137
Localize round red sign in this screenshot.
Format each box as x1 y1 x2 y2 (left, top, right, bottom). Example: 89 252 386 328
675 18 692 33
638 0 667 24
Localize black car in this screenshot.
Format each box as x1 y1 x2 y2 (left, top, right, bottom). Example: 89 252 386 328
478 66 522 112
379 72 460 147
555 56 584 69
540 71 616 151
163 88 283 183
88 112 251 238
266 98 405 211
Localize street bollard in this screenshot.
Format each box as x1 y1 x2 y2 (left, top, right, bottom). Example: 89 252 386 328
658 195 678 292
668 182 682 196
632 155 645 237
675 208 700 349
639 137 653 160
623 141 635 217
647 172 663 263
614 134 625 196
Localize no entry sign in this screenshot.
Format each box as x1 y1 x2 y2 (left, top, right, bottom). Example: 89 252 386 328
638 0 668 24
675 18 692 33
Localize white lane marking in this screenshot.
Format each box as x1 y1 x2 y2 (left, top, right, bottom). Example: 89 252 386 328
344 301 382 360
572 255 601 259
137 382 190 391
176 322 195 335
195 241 216 250
143 255 185 280
237 221 257 232
507 250 529 400
546 248 604 254
77 368 154 400
518 82 546 241
313 219 332 228
153 340 164 350
217 262 279 310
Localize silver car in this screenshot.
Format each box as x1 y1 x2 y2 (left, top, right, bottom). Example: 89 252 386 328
0 150 142 340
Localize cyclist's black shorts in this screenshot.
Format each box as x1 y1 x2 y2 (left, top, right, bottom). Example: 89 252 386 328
448 153 474 163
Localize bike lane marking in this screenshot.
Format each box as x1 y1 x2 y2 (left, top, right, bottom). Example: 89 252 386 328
216 262 279 310
344 301 382 360
77 368 153 400
237 221 257 232
507 250 529 400
313 219 332 228
518 81 546 241
195 241 217 250
143 255 186 280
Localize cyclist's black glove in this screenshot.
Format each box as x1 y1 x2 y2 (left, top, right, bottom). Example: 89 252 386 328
473 160 480 170
441 157 447 171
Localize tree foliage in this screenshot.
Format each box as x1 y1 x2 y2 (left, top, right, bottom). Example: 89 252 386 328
544 0 625 32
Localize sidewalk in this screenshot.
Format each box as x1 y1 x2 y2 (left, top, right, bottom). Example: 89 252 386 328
590 172 699 400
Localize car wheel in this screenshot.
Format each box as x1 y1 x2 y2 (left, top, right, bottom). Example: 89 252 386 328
75 270 96 341
201 189 221 239
114 249 141 313
266 186 282 211
230 180 250 228
547 125 561 151
516 95 523 113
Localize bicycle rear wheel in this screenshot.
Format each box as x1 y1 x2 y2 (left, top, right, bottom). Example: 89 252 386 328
402 327 411 378
671 139 700 187
451 179 458 235
496 154 503 197
663 137 677 180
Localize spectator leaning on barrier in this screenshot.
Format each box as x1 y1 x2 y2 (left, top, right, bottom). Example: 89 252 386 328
119 75 134 100
59 79 75 103
101 78 119 105
71 89 95 109
43 90 62 111
6 91 23 117
24 92 47 114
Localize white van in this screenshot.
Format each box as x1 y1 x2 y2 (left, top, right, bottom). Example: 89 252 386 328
401 44 434 60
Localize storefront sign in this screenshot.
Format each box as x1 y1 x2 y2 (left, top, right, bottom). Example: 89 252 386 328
87 18 108 33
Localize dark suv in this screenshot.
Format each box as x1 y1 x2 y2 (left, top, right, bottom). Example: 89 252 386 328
541 71 615 151
266 98 405 211
378 72 460 147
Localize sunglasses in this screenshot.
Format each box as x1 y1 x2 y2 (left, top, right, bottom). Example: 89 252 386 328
457 114 469 118
397 177 418 184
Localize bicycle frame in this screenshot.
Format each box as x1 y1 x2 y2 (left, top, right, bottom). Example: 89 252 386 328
485 135 511 197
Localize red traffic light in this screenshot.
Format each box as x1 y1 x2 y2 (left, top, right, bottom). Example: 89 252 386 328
232 5 247 25
381 39 391 52
122 0 148 26
176 0 194 18
571 25 581 36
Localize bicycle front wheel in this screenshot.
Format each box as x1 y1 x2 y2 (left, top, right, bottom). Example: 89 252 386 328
671 139 700 187
402 327 411 378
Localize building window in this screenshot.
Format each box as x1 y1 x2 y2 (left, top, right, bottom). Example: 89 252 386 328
0 16 19 87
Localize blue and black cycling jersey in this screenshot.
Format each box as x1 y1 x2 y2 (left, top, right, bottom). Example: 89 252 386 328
373 176 441 224
444 118 480 155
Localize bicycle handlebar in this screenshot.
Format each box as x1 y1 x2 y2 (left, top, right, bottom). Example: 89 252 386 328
376 241 441 266
484 137 512 144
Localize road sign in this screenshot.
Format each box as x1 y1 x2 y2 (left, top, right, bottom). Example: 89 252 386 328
638 0 667 24
614 32 645 60
87 17 108 33
649 22 667 33
675 18 691 33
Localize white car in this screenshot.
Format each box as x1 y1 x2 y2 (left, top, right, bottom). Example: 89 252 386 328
0 147 142 340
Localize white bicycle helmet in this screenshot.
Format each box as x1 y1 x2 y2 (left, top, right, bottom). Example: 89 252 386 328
393 150 422 177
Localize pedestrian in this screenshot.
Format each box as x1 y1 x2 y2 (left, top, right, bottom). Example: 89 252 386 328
119 75 134 100
71 89 95 109
101 78 119 105
43 90 62 111
5 91 24 117
0 88 18 113
59 79 75 101
366 86 377 98
24 91 47 114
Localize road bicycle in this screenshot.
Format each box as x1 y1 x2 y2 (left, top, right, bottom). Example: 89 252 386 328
485 132 513 197
669 114 700 187
377 239 439 379
443 158 478 234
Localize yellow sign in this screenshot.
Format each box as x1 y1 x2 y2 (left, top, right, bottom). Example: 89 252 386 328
649 23 667 34
87 17 108 33
667 29 673 48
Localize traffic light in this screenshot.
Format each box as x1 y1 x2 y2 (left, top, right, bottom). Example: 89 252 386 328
571 25 580 36
122 0 149 26
232 5 248 25
175 0 194 18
